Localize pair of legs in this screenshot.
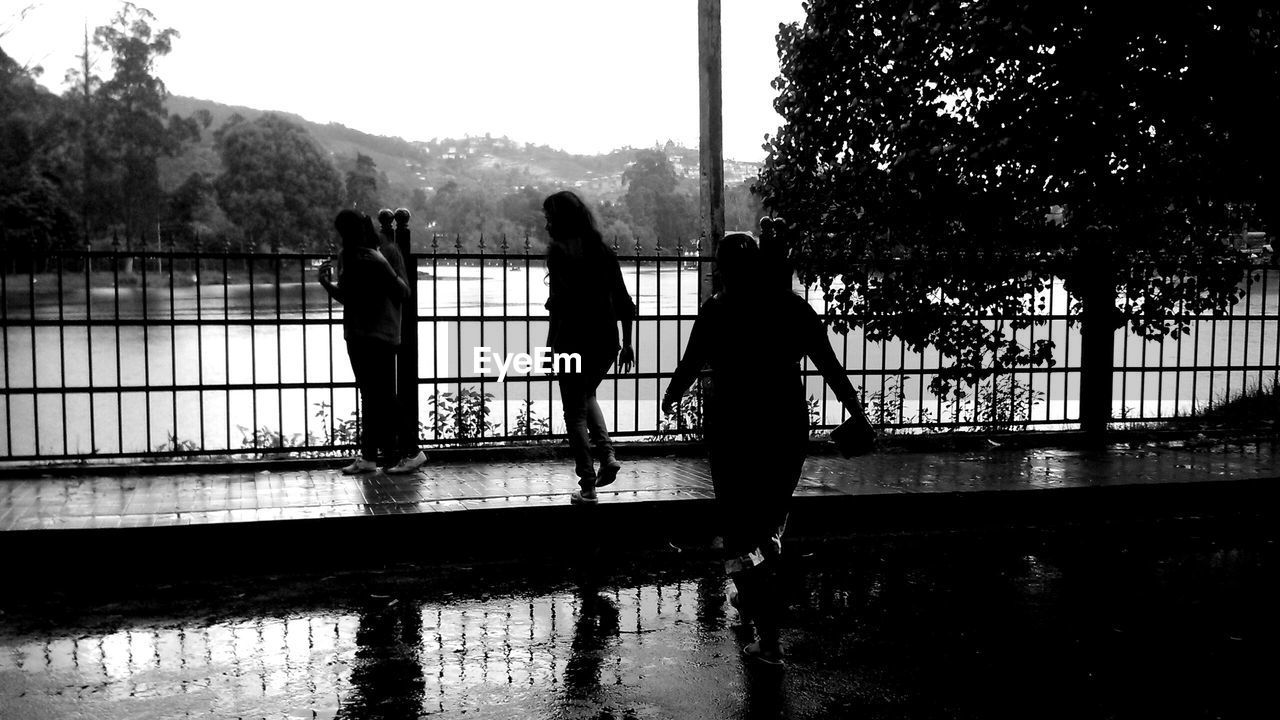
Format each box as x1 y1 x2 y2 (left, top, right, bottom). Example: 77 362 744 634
557 353 617 490
708 407 808 662
347 339 400 464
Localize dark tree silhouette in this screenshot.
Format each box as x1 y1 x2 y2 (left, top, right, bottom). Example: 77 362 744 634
759 0 1272 395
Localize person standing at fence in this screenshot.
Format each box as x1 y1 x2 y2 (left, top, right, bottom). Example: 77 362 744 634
543 190 636 505
661 232 874 666
375 213 428 475
318 210 411 474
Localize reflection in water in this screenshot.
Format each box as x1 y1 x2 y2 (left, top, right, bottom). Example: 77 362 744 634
338 599 426 720
1 524 1274 718
562 589 621 707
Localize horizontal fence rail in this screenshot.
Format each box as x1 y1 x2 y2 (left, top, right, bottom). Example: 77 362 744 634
1 236 1277 463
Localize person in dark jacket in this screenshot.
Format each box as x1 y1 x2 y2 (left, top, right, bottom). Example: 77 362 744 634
319 209 410 474
662 232 869 666
372 220 427 475
543 190 636 505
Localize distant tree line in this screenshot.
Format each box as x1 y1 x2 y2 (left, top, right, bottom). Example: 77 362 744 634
1 4 764 258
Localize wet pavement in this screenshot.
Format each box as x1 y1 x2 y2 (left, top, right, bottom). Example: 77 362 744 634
2 442 1276 532
0 513 1276 719
1 441 1277 718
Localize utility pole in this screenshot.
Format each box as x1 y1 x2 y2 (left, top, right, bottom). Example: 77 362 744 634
698 0 725 296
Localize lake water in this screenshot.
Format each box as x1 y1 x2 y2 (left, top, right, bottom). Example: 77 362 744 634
2 263 1277 459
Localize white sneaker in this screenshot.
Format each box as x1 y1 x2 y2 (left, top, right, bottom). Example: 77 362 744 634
386 451 427 475
341 458 377 475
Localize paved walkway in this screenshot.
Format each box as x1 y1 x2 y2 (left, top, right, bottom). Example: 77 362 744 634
2 441 1276 533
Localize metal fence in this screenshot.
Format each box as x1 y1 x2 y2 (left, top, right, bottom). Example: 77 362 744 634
1 228 1277 463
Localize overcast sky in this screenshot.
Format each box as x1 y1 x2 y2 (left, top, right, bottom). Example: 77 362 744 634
3 0 807 162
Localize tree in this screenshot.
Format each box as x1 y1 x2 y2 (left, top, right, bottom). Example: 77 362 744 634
623 148 698 251
344 152 380 213
498 184 546 241
213 113 344 251
82 3 203 239
165 171 233 245
424 180 524 252
0 46 77 246
759 0 1268 397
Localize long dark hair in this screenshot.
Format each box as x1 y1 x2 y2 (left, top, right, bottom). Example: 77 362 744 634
543 190 608 256
334 209 378 259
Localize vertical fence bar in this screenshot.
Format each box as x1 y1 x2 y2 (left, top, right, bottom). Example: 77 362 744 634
141 232 153 452
432 233 441 444
326 235 337 447
1271 266 1279 391
56 245 68 455
195 233 206 451
168 231 179 450
1208 292 1220 412
478 233 487 441
634 237 643 434
0 230 7 456
27 243 39 455
395 209 419 452
613 235 621 435
274 247 284 447
112 231 123 453
223 238 233 450
455 233 463 443
84 236 96 455
523 233 533 439
248 243 258 449
299 240 308 450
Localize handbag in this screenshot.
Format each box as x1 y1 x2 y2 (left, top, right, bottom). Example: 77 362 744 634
829 398 878 457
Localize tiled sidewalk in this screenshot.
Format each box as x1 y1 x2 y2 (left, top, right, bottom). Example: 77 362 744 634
1 442 1276 532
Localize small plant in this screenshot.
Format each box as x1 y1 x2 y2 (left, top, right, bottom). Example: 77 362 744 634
513 399 552 439
655 382 704 441
236 425 316 458
314 401 360 446
944 374 1044 431
152 432 203 461
427 386 501 443
866 376 910 428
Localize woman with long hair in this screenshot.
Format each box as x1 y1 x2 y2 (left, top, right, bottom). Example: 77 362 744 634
543 190 636 505
662 232 872 666
318 209 410 474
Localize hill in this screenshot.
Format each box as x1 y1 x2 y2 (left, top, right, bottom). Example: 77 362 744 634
159 96 761 205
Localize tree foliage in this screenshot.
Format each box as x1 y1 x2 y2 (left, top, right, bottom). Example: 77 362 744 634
623 148 697 251
343 152 381 214
83 2 203 238
0 46 77 242
758 0 1271 393
213 113 343 251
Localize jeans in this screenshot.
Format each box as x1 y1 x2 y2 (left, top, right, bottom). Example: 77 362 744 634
556 353 615 485
347 339 399 463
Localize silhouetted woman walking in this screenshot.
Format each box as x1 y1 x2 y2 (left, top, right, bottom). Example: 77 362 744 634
543 190 636 505
662 232 870 665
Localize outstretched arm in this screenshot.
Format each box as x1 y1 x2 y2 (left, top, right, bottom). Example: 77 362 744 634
662 304 712 415
803 303 861 410
611 258 637 371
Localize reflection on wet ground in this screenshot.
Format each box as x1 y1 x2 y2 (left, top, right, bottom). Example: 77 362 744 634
1 517 1277 719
